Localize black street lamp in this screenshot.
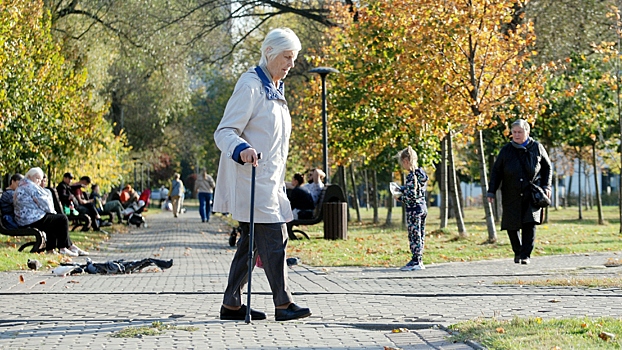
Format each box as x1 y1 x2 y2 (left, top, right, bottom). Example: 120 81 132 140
132 156 139 188
309 67 339 184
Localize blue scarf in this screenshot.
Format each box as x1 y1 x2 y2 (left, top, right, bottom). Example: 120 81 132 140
254 66 285 101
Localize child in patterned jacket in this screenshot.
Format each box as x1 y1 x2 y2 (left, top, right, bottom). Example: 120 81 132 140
397 146 429 271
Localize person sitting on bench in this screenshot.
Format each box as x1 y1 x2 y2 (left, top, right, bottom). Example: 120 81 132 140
71 176 111 230
304 168 326 206
90 184 124 224
287 173 314 220
0 174 24 229
14 167 89 256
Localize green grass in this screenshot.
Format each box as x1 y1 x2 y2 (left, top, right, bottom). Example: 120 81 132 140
496 276 622 288
110 321 198 338
448 317 622 349
0 225 119 271
287 205 622 267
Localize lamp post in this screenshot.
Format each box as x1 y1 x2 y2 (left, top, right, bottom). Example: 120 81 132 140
132 156 139 188
309 67 339 184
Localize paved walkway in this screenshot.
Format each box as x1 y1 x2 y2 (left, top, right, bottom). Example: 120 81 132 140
1 210 621 349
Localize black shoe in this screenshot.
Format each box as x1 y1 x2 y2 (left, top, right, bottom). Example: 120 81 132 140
521 258 530 265
100 221 112 227
220 305 266 321
514 255 520 264
275 303 311 321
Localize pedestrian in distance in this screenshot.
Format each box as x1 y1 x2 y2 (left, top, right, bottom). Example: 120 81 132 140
487 119 552 265
213 27 311 322
396 146 429 271
170 173 184 218
194 169 215 223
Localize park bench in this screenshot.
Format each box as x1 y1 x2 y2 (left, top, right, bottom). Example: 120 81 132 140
49 187 90 231
0 219 46 253
287 184 347 240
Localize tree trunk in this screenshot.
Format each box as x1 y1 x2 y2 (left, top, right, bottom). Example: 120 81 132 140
592 144 604 225
489 154 501 223
364 169 370 210
372 170 379 224
401 172 406 229
553 163 559 210
349 163 361 223
578 158 583 220
477 130 497 243
385 182 394 226
567 173 573 207
448 132 467 236
339 166 350 222
440 135 449 228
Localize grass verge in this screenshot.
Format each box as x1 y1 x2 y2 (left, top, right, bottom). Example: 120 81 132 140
287 206 622 267
110 321 198 338
0 224 121 271
448 317 622 349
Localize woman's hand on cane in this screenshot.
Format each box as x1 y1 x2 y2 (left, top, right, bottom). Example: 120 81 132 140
240 148 259 167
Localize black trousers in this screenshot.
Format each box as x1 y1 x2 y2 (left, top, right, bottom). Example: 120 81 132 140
223 222 293 308
507 223 536 259
77 203 100 230
28 213 72 250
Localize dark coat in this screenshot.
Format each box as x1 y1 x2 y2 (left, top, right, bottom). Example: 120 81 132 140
487 138 552 230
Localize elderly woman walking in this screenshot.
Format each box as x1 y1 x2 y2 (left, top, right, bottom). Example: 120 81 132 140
214 28 311 322
487 119 552 265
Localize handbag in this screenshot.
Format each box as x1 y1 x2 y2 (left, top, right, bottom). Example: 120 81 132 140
517 148 551 208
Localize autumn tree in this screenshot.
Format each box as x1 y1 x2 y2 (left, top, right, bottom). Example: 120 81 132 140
0 0 128 182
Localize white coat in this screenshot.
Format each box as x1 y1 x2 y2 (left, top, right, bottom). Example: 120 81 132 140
213 66 293 224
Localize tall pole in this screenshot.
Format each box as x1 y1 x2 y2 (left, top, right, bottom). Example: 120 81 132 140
617 10 622 233
321 74 329 183
310 67 339 184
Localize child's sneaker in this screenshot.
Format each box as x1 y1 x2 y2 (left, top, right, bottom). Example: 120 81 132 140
411 263 425 270
399 260 417 271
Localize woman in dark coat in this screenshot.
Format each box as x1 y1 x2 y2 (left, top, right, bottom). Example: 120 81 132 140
487 119 552 265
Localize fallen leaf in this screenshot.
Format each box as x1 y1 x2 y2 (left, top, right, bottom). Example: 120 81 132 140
496 327 505 333
391 328 409 333
581 323 588 328
153 254 161 257
67 280 79 284
39 281 46 284
19 275 24 283
549 299 561 303
599 331 616 341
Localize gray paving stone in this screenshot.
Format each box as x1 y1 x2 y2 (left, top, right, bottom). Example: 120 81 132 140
1 210 621 349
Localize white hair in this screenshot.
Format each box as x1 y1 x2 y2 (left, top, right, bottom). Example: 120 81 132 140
511 119 531 134
25 167 44 180
259 28 302 66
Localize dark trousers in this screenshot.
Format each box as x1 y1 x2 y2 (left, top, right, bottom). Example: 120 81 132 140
507 223 536 259
78 203 100 230
28 213 72 250
102 200 124 223
223 222 293 308
198 192 212 222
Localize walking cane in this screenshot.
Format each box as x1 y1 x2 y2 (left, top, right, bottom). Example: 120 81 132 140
245 152 261 324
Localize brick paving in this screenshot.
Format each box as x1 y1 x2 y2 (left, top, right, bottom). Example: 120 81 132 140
0 209 621 349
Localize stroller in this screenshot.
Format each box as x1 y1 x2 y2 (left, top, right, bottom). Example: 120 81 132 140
122 189 150 228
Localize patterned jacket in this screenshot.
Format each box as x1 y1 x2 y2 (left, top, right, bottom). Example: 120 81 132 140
401 168 429 217
14 178 56 227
